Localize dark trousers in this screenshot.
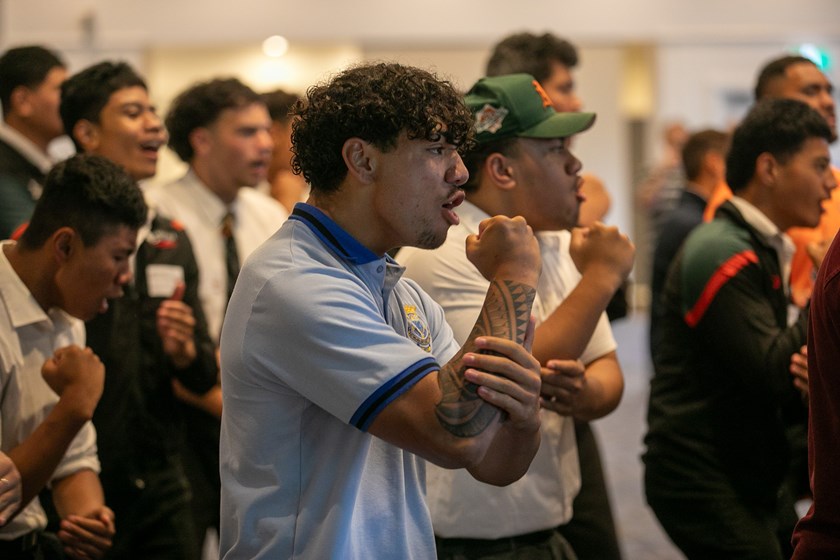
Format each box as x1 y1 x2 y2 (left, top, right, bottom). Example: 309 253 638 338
646 463 797 560
0 532 65 560
557 420 623 560
180 407 221 552
436 529 578 560
102 463 199 560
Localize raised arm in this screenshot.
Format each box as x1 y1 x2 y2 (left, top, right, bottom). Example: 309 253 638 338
369 216 543 485
7 346 104 515
531 223 634 364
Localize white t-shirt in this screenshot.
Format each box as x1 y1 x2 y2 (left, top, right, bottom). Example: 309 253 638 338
398 201 616 539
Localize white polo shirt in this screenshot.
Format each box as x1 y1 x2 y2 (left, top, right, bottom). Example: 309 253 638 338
145 171 289 342
0 242 100 540
219 203 460 559
398 201 616 539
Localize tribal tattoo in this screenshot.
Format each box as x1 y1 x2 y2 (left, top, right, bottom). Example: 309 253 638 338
435 279 536 437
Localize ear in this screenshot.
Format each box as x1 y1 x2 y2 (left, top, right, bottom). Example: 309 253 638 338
73 120 100 152
9 86 32 117
755 152 778 186
51 227 76 265
190 127 213 158
484 152 517 191
341 138 376 183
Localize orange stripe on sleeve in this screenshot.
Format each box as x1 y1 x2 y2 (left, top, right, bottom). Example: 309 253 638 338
684 250 758 327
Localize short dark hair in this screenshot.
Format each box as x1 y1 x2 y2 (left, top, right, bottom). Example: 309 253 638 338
261 88 300 124
166 78 262 162
0 45 65 114
754 55 817 100
726 98 832 192
291 62 474 194
19 154 147 249
60 61 147 151
681 129 729 181
486 32 579 82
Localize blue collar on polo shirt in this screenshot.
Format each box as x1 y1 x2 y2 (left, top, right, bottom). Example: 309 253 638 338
290 203 380 265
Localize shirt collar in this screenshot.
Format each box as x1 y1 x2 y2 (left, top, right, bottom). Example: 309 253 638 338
729 196 790 245
0 240 69 330
729 196 796 290
289 203 380 265
183 169 236 225
0 124 53 173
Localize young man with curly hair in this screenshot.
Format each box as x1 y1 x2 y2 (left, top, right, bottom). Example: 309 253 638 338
218 62 545 559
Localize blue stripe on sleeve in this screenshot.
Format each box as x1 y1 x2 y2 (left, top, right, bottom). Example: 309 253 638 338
350 357 440 431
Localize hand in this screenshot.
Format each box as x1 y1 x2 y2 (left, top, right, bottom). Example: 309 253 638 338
466 215 541 287
790 345 809 403
461 336 542 434
540 359 586 416
569 223 635 290
0 452 21 526
41 345 105 420
806 238 831 270
156 282 197 369
58 506 115 560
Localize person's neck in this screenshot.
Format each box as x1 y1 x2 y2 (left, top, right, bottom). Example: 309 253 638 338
4 243 55 312
309 190 389 256
3 116 51 153
192 163 239 206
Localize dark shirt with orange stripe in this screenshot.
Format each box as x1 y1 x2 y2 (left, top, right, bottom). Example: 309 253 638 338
644 200 808 509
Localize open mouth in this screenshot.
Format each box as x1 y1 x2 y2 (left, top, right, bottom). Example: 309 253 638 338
441 190 465 226
140 140 163 157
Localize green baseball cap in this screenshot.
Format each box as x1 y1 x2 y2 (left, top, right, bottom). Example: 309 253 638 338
465 73 596 144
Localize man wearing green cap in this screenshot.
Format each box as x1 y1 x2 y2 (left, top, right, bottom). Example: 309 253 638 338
399 73 634 559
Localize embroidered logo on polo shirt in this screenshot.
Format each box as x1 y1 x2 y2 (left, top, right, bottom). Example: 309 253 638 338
404 305 432 353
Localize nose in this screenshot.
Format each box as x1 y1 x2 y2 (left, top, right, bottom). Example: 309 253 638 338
259 128 274 153
118 267 133 286
447 153 469 187
569 151 583 176
826 168 838 192
569 94 583 112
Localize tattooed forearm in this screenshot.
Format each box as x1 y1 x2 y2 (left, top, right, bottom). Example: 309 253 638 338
436 279 537 437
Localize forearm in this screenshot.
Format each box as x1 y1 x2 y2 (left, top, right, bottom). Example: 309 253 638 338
571 353 624 421
8 399 89 511
51 469 105 519
531 271 620 364
468 422 540 485
436 279 536 439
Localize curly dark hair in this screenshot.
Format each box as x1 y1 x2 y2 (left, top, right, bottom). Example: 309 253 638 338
60 61 147 152
166 77 262 162
20 154 147 249
486 32 579 83
726 98 832 193
291 62 474 194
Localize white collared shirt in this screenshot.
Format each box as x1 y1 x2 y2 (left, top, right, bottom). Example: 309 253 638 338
0 125 53 174
0 241 100 540
398 201 617 538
